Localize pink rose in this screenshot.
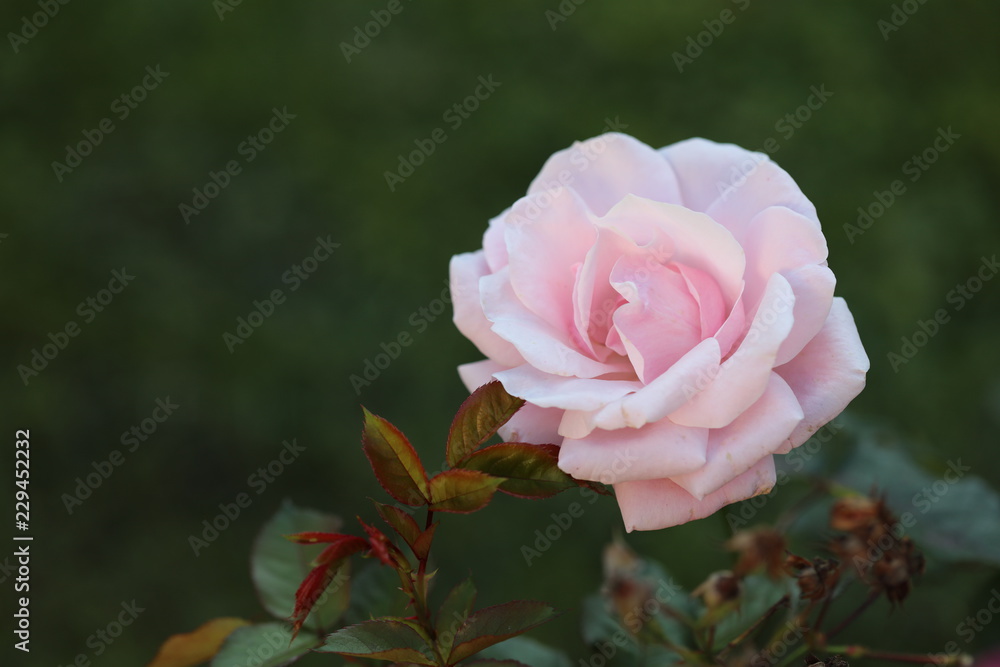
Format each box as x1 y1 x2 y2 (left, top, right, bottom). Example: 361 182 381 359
449 133 869 531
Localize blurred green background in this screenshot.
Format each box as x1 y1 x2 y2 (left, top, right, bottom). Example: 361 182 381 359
2 0 1000 664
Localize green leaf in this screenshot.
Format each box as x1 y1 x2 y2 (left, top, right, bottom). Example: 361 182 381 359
447 380 525 466
149 617 251 667
477 636 573 667
316 618 436 665
834 424 1000 566
428 469 505 513
362 407 430 505
210 622 320 667
460 443 577 499
342 564 409 625
449 601 558 664
436 578 477 656
251 501 350 633
461 661 532 667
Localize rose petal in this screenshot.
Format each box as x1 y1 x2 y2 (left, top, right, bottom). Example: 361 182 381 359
450 252 525 368
599 196 745 307
774 298 869 453
559 419 708 485
590 338 722 433
615 456 777 531
610 258 702 383
741 206 828 311
573 227 647 358
494 365 641 411
482 210 510 272
482 268 632 378
775 264 836 366
457 359 507 392
505 188 598 336
670 373 802 499
498 403 566 445
670 273 795 429
660 138 819 233
529 133 682 216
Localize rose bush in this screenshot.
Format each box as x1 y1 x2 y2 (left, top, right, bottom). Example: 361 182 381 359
449 133 868 530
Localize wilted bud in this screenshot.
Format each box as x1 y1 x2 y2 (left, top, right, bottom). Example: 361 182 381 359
692 570 742 610
785 554 840 601
726 526 787 578
601 536 655 632
830 495 880 533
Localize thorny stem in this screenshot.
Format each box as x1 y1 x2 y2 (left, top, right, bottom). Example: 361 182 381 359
409 508 447 667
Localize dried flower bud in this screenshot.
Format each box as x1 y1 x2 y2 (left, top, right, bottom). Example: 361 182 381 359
726 526 788 578
785 554 840 601
692 570 742 610
830 495 881 533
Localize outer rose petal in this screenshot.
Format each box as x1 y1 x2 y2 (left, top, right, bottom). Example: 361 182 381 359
660 138 819 234
498 403 565 445
450 252 525 368
505 188 597 335
670 373 802 500
559 419 708 484
774 298 869 453
615 456 777 531
775 264 836 366
670 273 795 429
741 206 828 311
494 365 641 411
529 133 682 216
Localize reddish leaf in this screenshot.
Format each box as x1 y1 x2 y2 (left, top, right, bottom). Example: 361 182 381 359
316 618 437 665
447 381 525 466
374 502 422 549
460 443 578 499
411 522 437 560
289 536 367 637
428 469 505 514
358 518 399 567
362 408 430 505
448 601 559 664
